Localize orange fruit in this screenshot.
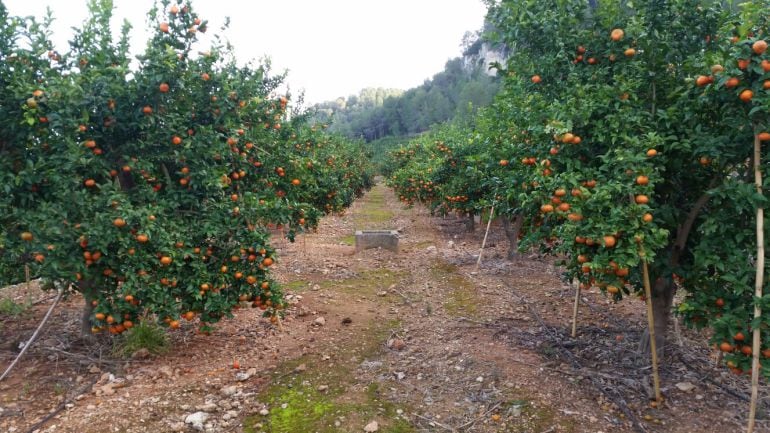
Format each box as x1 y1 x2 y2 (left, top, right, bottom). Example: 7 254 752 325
159 22 169 33
741 345 753 356
20 231 33 241
725 77 740 88
695 75 711 87
737 59 750 70
160 256 172 266
554 188 567 197
169 320 180 329
636 175 649 185
84 179 96 187
499 159 509 166
624 48 636 57
540 204 554 213
759 132 770 142
562 133 574 143
734 332 745 342
753 40 768 55
642 213 653 223
136 234 149 243
113 218 126 228
201 73 210 81
159 83 169 93
603 235 617 248
646 148 657 157
719 342 733 352
262 257 274 267
291 178 301 186
711 64 724 74
635 194 649 204
740 89 754 102
610 28 624 41
531 75 542 84
172 135 182 145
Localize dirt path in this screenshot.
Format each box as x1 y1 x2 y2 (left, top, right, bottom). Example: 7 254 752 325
0 183 760 433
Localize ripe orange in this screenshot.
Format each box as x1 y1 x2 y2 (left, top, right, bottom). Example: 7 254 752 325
201 72 210 81
159 82 170 93
113 218 126 228
291 178 301 186
159 22 169 33
765 80 770 90
734 332 745 342
636 175 649 185
624 48 636 57
635 194 649 204
169 320 180 329
499 159 509 166
562 133 574 143
610 28 624 41
20 231 33 241
183 311 195 321
715 298 725 307
762 348 770 358
172 135 182 145
711 64 724 74
725 77 739 88
737 59 749 70
95 313 106 321
531 75 542 84
136 234 149 243
160 256 172 266
603 235 617 248
540 204 554 213
554 188 567 197
699 156 711 166
719 342 733 352
642 213 653 223
759 132 770 141
557 202 570 212
740 89 754 102
571 135 581 144
262 257 274 267
753 40 768 55
741 345 753 356
567 213 583 221
84 179 96 187
646 148 657 157
169 4 179 14
577 254 589 264
695 75 711 87
607 285 620 294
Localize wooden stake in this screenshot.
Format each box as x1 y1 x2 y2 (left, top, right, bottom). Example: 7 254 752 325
748 133 764 433
641 253 662 404
25 264 30 292
475 205 495 271
571 279 581 338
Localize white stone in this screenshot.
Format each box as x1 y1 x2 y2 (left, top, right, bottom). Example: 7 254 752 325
364 420 379 432
185 412 209 431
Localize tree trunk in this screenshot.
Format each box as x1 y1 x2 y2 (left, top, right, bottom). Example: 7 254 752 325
465 212 475 233
502 215 524 260
638 276 676 358
80 295 95 340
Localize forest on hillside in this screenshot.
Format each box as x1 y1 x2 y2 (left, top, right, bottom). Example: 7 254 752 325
313 32 502 142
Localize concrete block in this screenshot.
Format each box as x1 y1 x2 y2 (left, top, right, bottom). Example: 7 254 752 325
355 230 399 253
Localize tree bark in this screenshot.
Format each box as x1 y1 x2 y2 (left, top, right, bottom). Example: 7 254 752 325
638 276 676 358
465 211 475 233
502 214 524 260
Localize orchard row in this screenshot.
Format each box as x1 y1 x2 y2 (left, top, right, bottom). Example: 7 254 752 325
387 0 770 376
0 0 373 334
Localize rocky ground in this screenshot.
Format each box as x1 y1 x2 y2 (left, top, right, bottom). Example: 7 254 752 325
0 183 767 433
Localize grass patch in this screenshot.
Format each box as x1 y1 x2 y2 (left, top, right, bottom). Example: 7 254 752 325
353 185 394 230
318 268 405 298
112 320 169 358
429 260 481 317
0 298 31 317
244 319 414 433
282 280 311 292
338 235 355 246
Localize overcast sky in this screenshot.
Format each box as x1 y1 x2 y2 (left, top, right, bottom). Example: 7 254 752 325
3 0 488 104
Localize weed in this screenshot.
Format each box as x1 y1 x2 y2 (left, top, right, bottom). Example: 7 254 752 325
0 298 31 317
112 320 168 358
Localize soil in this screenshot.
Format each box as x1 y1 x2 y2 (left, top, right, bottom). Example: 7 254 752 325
0 183 766 433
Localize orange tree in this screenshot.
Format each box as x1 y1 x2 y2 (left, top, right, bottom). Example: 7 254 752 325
386 124 488 232
0 0 371 336
479 0 770 375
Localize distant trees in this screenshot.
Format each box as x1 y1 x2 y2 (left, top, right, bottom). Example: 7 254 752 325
314 55 500 141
